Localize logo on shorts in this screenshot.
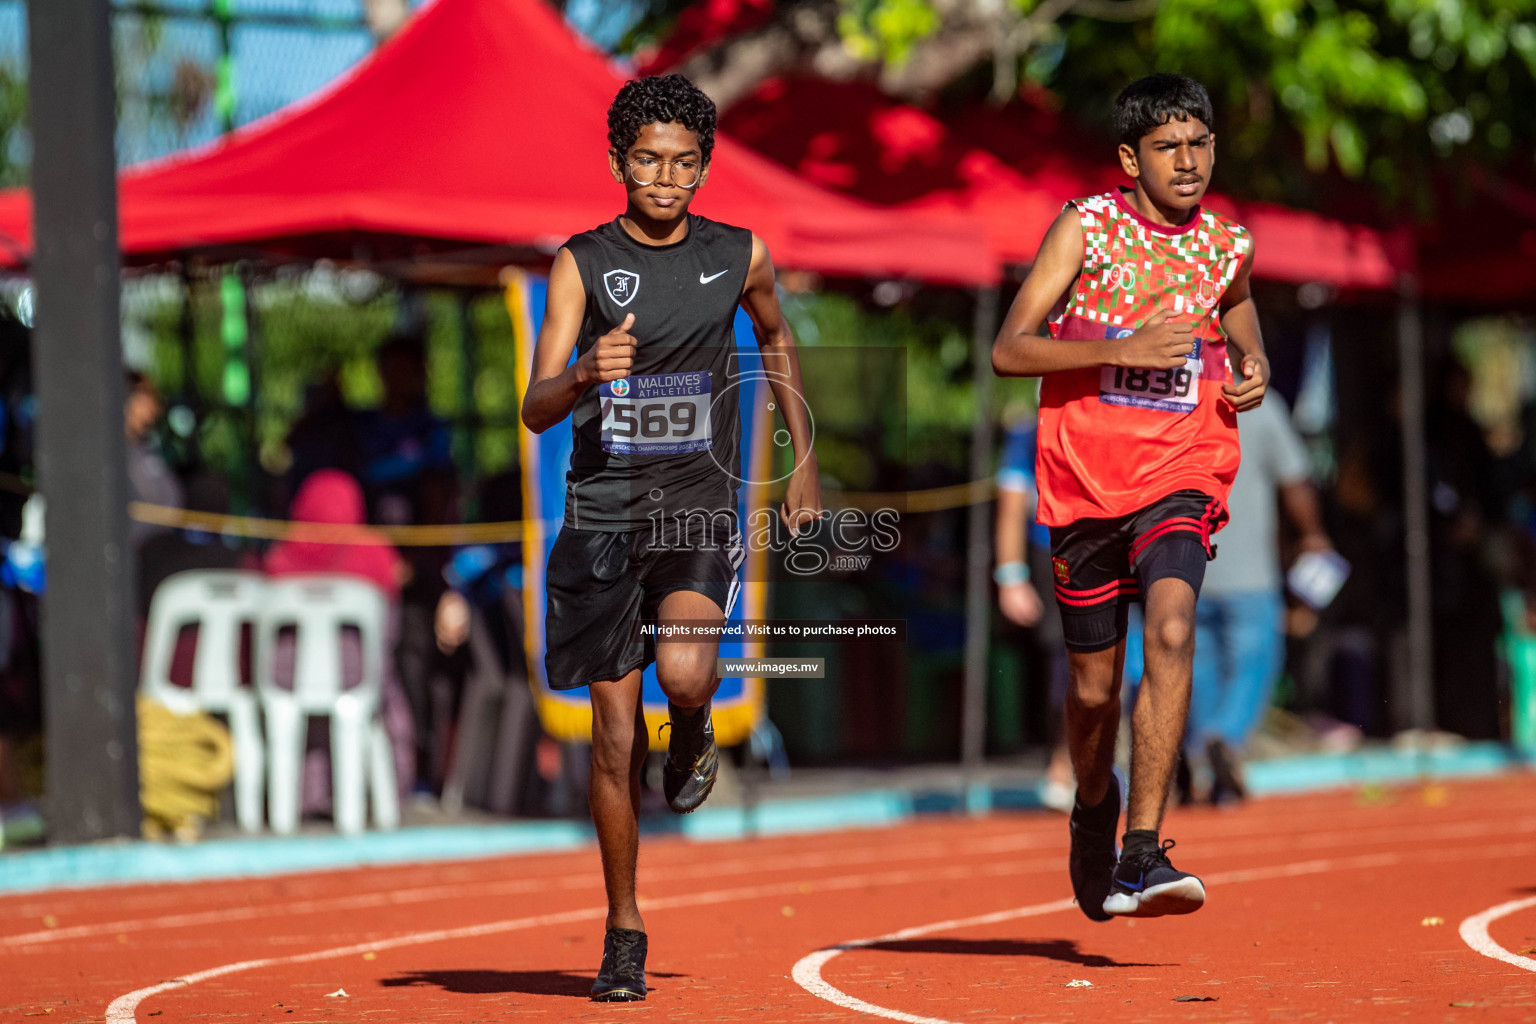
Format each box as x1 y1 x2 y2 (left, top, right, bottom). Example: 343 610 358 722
610 378 630 397
1053 557 1070 584
604 269 640 307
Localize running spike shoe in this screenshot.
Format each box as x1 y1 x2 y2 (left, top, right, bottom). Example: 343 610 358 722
590 927 647 1002
1103 838 1206 917
662 703 717 814
1067 773 1121 923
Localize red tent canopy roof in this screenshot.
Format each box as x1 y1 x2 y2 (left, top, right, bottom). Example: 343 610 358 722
0 0 996 285
724 76 1409 289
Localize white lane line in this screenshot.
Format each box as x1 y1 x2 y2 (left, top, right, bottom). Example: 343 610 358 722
9 830 1054 950
792 841 1536 1024
92 833 1536 1020
26 809 1536 950
792 899 1077 1024
100 853 1085 1023
1459 896 1536 973
44 810 1530 949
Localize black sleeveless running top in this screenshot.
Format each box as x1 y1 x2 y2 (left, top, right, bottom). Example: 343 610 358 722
562 213 754 531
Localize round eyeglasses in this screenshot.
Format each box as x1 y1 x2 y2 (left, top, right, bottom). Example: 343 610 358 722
626 157 703 189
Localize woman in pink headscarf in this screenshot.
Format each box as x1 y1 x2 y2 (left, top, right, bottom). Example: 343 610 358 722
265 469 403 593
265 469 415 809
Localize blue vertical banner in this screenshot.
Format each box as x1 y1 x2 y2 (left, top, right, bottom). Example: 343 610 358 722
505 269 768 749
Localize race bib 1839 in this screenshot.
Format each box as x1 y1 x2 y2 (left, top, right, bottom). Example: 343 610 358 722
600 371 713 455
1098 326 1201 414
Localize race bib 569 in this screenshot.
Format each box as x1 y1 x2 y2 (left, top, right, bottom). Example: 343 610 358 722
600 371 713 455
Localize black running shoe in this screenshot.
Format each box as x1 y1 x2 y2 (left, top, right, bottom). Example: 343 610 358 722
1067 773 1120 923
591 927 647 1002
662 703 717 814
1103 838 1205 918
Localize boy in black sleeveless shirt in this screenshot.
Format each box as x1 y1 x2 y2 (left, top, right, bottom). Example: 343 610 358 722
522 75 822 1002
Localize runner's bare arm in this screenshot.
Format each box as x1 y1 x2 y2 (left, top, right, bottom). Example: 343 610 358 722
740 234 823 534
521 248 637 434
992 211 1193 376
1219 249 1269 412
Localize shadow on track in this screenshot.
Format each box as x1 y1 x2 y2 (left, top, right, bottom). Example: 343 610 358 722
382 969 688 997
863 938 1168 968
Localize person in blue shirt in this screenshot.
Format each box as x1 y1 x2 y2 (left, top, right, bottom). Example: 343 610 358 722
994 416 1074 811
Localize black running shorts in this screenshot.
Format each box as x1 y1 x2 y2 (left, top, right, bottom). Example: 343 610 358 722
1048 489 1227 653
544 516 744 689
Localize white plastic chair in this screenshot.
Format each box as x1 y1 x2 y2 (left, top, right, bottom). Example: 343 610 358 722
139 570 267 833
255 575 399 835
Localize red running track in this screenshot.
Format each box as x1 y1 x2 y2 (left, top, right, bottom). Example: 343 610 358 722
2 773 1534 1022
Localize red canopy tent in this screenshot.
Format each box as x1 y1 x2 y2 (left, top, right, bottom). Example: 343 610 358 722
723 77 1409 288
0 0 997 286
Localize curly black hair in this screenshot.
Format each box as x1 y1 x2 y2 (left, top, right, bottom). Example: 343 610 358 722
607 74 717 163
1114 73 1214 148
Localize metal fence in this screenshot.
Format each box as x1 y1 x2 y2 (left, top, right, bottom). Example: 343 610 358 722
0 0 386 184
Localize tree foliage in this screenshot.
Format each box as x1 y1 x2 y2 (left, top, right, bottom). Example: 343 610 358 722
1040 0 1536 208
621 0 1536 211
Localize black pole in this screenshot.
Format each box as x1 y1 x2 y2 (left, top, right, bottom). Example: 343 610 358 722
1397 273 1434 731
29 0 140 842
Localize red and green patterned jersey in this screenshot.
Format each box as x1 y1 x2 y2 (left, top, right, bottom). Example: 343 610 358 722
1035 188 1253 527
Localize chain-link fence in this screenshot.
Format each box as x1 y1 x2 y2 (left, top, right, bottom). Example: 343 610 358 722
0 0 392 185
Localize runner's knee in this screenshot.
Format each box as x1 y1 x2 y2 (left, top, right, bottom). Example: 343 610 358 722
656 646 715 706
1146 612 1194 658
1068 655 1119 711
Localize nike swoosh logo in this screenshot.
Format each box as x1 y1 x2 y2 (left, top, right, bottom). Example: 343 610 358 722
1120 872 1145 892
700 270 729 284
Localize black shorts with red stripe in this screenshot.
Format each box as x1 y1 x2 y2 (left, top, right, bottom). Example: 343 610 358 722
1047 489 1227 653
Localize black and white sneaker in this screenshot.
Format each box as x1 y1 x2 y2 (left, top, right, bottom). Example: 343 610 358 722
1067 773 1121 923
662 703 717 814
1103 838 1205 917
590 927 647 1001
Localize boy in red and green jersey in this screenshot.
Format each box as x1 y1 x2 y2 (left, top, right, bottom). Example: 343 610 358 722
992 73 1269 922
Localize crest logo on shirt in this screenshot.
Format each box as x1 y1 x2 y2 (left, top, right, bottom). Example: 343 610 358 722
1053 557 1071 584
1194 274 1219 309
604 269 640 307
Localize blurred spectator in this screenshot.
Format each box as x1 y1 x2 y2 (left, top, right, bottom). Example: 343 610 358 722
264 469 415 807
352 333 458 794
354 334 456 528
1297 436 1403 738
125 371 183 551
136 475 245 618
0 316 38 788
283 373 364 507
429 470 543 812
0 315 34 540
994 416 1073 810
1425 357 1502 739
1190 394 1334 802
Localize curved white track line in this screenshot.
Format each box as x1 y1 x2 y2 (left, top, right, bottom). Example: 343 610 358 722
104 906 603 1023
793 842 1536 1024
791 899 1076 1024
1459 896 1536 973
102 855 1074 1023
100 833 1536 1022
